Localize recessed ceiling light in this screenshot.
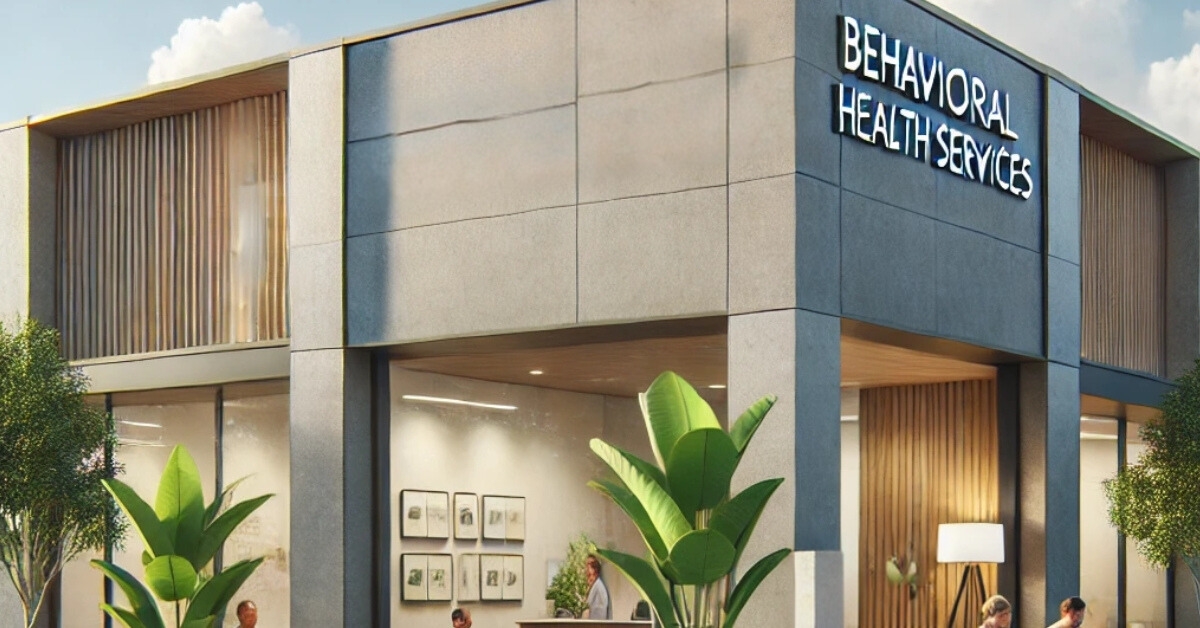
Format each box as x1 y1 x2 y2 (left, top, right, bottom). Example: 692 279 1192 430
529 370 544 375
708 384 726 390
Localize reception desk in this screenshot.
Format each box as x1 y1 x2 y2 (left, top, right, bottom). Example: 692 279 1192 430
516 621 652 628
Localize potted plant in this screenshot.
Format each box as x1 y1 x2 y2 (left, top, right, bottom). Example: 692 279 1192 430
1105 359 1200 622
546 533 594 618
588 371 789 628
91 445 272 628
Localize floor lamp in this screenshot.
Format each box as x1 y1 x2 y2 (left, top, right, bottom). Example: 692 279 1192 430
937 523 1005 628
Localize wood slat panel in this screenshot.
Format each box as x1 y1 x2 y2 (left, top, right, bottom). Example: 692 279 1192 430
1081 135 1166 377
57 92 288 361
860 380 999 628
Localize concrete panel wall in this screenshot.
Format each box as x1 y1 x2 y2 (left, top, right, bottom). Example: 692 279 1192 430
1166 158 1200 379
0 127 30 326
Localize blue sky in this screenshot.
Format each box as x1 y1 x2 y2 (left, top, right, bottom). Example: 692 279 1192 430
3 1 1200 147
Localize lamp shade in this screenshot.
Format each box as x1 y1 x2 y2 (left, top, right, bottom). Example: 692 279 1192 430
936 523 1004 563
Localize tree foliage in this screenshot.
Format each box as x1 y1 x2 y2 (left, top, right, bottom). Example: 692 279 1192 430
0 317 123 628
1105 358 1200 613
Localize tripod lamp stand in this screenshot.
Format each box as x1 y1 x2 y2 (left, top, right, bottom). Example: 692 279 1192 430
937 523 1005 628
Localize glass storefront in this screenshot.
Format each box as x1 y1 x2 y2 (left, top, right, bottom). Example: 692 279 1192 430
1079 410 1169 628
59 381 289 628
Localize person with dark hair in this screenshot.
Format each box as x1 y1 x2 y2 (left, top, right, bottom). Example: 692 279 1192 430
235 600 257 628
583 554 611 620
979 595 1012 628
1047 596 1086 628
451 607 473 628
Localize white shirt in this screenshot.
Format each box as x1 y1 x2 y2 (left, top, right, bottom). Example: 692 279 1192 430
586 578 611 620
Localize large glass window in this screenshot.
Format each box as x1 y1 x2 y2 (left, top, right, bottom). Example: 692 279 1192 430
58 382 289 627
1078 407 1169 628
221 381 290 625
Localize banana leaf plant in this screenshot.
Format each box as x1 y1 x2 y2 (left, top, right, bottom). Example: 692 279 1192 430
91 445 272 628
589 371 790 628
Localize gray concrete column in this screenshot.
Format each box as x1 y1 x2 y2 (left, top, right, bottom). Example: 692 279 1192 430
1166 158 1200 380
1019 362 1081 625
0 126 56 327
287 44 376 627
729 308 842 628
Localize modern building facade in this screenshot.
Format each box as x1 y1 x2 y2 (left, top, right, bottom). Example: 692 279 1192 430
0 1 1197 627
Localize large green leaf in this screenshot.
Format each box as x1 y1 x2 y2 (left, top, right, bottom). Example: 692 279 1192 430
91 559 165 628
203 476 248 527
722 549 790 628
103 479 173 558
729 395 776 459
155 446 206 562
593 549 679 628
591 439 691 551
184 558 265 622
192 494 273 571
661 529 736 585
181 617 215 628
100 604 148 628
615 446 667 490
641 372 721 468
589 479 669 561
665 428 738 517
145 554 198 601
709 478 784 565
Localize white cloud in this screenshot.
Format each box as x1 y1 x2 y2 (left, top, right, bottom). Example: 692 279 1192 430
147 2 299 84
1185 8 1200 31
1146 44 1200 148
927 0 1142 113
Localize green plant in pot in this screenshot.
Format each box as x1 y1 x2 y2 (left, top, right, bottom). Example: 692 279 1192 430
1105 358 1200 622
91 445 272 628
588 371 789 628
546 533 594 618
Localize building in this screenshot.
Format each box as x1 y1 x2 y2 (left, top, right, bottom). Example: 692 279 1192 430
0 0 1196 626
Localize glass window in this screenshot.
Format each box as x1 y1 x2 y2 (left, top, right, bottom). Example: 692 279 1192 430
221 381 290 626
1125 423 1169 628
111 388 217 622
1079 416 1119 628
60 395 110 628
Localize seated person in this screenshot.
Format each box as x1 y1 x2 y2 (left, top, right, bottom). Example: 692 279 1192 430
451 607 472 628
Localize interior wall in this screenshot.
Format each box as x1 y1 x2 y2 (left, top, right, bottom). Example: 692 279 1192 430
841 420 861 628
1079 435 1119 627
858 380 999 628
389 367 651 628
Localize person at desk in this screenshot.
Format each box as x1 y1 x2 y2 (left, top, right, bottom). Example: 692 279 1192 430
583 555 611 620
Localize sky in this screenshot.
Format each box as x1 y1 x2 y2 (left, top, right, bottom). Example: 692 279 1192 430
3 0 1200 148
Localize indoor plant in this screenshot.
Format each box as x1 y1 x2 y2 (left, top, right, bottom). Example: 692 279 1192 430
545 532 594 617
588 371 789 628
91 445 271 628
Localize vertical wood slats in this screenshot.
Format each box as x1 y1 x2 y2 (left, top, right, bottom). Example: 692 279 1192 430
1081 135 1166 377
860 380 999 628
56 92 288 361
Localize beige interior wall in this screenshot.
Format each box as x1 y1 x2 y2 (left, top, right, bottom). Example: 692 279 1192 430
389 367 652 628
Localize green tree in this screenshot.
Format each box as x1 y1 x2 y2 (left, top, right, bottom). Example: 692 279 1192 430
546 533 594 617
589 371 789 628
1105 358 1200 620
0 318 123 628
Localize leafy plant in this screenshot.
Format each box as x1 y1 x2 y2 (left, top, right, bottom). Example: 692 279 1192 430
588 371 789 628
546 533 594 617
1105 358 1200 622
0 317 124 628
91 445 272 628
884 554 917 600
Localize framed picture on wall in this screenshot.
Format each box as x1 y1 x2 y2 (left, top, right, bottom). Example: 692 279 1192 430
427 554 453 601
401 554 428 602
401 490 428 538
454 493 479 540
458 553 481 602
505 496 526 541
480 554 504 601
501 555 524 601
482 495 508 540
426 492 450 539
